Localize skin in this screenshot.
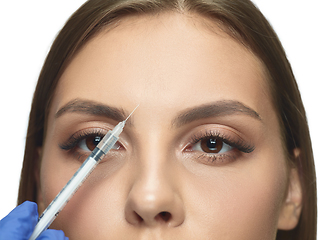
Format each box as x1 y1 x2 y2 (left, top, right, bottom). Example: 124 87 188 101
37 12 301 240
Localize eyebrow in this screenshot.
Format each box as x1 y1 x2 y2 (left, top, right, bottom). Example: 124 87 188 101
55 99 127 123
172 100 262 128
55 99 261 128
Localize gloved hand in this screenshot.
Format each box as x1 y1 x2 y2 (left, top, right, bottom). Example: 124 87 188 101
0 201 68 240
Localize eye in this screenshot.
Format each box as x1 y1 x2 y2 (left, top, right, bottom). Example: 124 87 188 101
192 137 233 154
77 135 121 152
78 135 101 152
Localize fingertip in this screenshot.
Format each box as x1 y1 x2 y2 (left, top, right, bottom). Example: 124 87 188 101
19 201 39 227
21 201 39 217
0 201 39 239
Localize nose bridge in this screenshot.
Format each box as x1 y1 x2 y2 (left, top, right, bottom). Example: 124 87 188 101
125 130 185 227
133 126 174 188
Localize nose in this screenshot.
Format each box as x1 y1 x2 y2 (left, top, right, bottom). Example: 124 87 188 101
124 160 185 227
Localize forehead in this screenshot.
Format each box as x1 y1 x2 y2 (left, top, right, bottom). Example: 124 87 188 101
51 12 271 124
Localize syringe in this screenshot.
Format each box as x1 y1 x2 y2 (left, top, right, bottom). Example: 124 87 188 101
28 105 138 240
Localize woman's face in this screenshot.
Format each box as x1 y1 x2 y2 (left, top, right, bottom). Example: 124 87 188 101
38 13 293 239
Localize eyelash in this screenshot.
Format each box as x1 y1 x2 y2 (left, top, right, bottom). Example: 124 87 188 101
59 128 107 152
185 130 255 163
60 128 254 165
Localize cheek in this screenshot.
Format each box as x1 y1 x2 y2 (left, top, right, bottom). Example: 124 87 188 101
54 176 127 239
39 144 126 238
183 152 287 238
39 143 86 229
39 154 67 207
228 166 286 234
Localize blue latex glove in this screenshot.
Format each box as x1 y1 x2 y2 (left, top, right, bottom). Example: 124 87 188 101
0 201 68 240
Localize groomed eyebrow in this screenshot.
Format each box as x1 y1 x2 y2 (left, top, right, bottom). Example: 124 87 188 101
55 99 127 123
172 100 262 128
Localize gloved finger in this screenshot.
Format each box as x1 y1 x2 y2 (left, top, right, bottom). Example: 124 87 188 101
37 229 69 240
0 201 38 240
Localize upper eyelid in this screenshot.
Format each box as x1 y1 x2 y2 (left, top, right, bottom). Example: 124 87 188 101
188 129 240 145
67 128 107 142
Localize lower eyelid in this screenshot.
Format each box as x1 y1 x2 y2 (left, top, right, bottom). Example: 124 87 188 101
186 148 239 165
66 144 124 163
198 152 237 163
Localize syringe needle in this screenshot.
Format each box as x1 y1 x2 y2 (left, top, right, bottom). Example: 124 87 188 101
124 104 140 122
28 104 140 240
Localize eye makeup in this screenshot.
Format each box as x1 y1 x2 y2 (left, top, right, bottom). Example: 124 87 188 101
183 128 255 164
59 124 255 166
59 128 107 151
59 128 123 162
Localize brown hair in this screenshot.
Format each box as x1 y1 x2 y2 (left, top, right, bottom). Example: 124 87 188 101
18 0 316 239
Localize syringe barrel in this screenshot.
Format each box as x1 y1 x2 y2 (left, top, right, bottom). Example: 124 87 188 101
96 131 119 154
29 156 98 240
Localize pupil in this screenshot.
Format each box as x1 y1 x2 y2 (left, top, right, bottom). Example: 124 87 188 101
92 136 101 146
207 138 217 150
200 137 223 153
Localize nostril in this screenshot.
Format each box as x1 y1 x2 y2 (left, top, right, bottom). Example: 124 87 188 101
130 211 172 225
158 211 172 222
133 211 144 223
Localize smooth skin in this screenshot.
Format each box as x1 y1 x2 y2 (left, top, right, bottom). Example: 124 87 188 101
36 12 302 239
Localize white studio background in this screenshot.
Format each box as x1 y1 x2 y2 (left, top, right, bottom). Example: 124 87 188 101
0 0 319 234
